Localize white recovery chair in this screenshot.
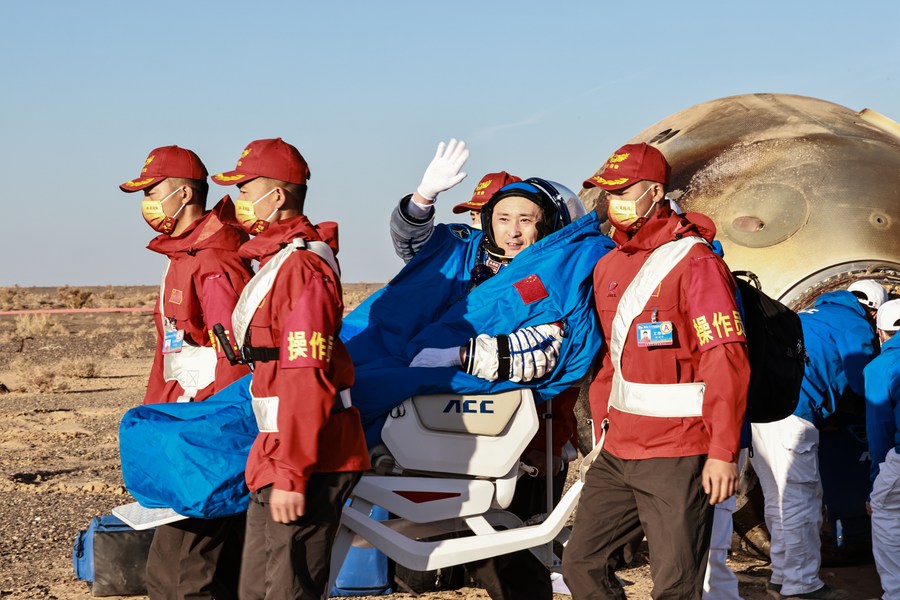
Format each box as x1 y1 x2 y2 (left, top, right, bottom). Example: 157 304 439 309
328 389 584 589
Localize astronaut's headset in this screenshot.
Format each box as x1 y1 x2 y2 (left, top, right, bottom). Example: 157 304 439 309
479 178 585 258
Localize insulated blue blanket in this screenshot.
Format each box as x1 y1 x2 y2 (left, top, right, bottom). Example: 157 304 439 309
342 211 615 446
119 374 256 518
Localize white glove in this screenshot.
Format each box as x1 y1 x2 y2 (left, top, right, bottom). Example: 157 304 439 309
464 334 500 380
464 323 564 382
508 323 563 383
416 139 469 202
410 346 462 368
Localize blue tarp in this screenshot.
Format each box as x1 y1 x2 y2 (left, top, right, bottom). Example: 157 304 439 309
119 374 256 518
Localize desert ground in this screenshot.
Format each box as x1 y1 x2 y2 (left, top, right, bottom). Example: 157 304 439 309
0 285 884 599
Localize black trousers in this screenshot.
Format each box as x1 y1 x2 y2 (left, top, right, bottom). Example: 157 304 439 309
237 472 361 600
563 451 714 600
145 514 245 600
467 548 553 600
465 469 567 600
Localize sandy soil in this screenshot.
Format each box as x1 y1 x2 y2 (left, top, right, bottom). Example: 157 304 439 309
0 289 885 599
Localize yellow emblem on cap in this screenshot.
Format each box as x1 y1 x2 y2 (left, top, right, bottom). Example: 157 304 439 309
214 173 246 182
126 177 156 187
142 154 155 174
594 176 629 186
601 151 630 172
237 147 251 167
473 179 492 195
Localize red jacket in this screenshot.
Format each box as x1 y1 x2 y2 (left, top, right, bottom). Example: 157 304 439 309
525 386 579 459
589 206 749 463
240 216 370 495
145 197 253 405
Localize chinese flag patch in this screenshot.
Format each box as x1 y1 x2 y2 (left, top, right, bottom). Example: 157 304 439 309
513 274 549 305
169 288 183 305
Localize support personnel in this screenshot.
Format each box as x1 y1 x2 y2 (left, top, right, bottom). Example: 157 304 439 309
450 170 520 230
849 279 889 320
864 298 900 600
750 285 881 600
119 145 252 600
563 142 750 599
211 137 370 600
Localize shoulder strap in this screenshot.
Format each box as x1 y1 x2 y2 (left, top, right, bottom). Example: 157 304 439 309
232 238 340 349
158 259 171 318
609 236 706 372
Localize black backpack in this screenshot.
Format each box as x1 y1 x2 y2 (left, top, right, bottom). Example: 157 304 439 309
734 271 805 423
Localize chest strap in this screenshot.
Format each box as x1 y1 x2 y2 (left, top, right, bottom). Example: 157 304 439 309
242 345 280 363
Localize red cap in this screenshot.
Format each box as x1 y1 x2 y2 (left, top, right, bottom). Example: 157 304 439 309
212 138 310 186
582 143 670 191
119 146 208 192
451 171 522 214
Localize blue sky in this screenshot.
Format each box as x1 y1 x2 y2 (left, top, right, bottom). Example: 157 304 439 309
1 1 898 285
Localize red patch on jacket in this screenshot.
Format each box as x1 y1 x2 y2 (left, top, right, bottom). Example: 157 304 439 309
169 288 183 305
279 277 337 369
688 256 746 351
513 274 549 305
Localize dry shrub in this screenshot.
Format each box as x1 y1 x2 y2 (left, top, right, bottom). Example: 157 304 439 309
95 286 120 308
114 288 158 308
57 286 94 309
125 314 157 336
56 357 103 379
344 283 383 310
109 338 147 359
10 357 69 393
15 314 67 338
0 286 25 311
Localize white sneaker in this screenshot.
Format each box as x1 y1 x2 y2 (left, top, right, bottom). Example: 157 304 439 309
550 572 571 596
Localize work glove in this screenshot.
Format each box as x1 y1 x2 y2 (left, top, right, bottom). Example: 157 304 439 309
464 323 564 382
416 139 469 202
410 346 462 368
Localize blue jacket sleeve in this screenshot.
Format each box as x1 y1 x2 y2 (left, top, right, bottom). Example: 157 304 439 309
865 343 900 486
